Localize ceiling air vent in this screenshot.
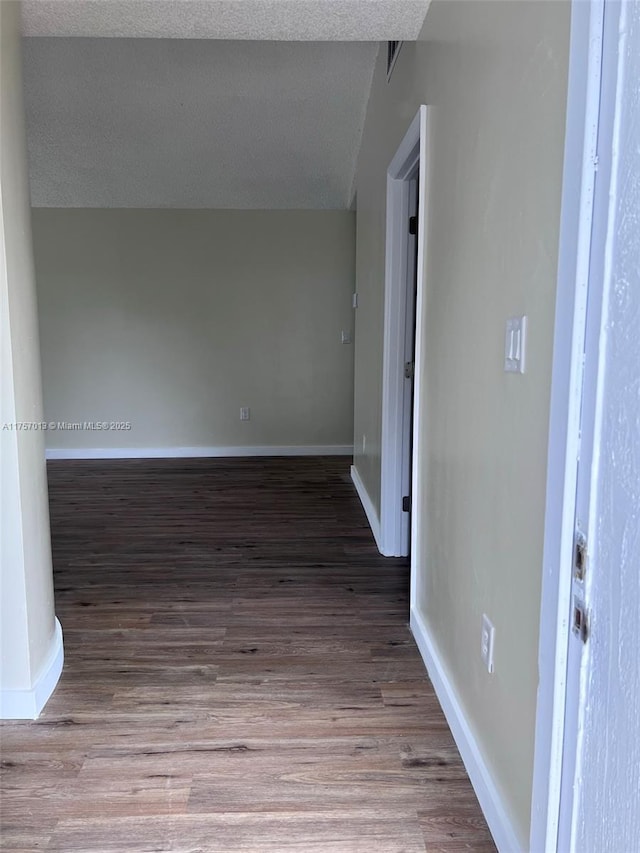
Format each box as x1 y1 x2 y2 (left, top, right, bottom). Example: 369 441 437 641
387 41 403 80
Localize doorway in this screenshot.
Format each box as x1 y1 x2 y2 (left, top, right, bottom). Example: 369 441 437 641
380 106 429 560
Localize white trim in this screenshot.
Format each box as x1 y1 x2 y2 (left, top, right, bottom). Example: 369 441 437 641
410 606 522 853
530 1 605 850
0 618 64 720
350 464 384 554
380 105 428 558
45 445 353 460
409 105 430 614
560 2 625 849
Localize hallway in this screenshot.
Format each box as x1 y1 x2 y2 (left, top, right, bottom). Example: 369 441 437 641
0 457 494 852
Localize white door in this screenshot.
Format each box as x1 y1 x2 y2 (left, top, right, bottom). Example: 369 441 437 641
400 174 419 554
380 106 428 559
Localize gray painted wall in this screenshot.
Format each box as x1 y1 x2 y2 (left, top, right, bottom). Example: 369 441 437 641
33 209 356 452
352 0 570 844
0 0 58 715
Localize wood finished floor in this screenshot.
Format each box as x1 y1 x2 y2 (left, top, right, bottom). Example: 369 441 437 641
0 457 495 853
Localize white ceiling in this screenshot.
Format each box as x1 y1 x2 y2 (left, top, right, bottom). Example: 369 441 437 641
22 1 431 209
23 38 380 208
22 1 429 41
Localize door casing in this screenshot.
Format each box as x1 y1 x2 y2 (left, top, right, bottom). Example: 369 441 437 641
530 1 615 849
380 106 429 561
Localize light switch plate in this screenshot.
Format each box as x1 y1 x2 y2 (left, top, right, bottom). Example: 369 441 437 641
341 330 352 344
504 315 527 373
481 614 495 674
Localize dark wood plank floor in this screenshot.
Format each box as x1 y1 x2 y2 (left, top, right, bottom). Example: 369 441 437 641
0 457 495 852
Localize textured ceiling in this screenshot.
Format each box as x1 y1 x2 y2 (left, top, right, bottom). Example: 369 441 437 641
22 0 429 41
24 38 379 208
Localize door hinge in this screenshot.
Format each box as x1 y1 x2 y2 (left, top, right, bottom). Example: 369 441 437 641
572 597 589 644
574 529 587 581
402 495 411 513
404 361 414 379
409 215 418 235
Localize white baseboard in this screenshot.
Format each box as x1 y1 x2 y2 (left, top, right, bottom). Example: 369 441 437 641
46 445 354 460
0 618 64 720
350 464 384 554
410 606 524 853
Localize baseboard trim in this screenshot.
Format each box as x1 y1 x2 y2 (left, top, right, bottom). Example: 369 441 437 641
0 618 64 720
350 464 384 554
410 606 524 853
46 445 354 460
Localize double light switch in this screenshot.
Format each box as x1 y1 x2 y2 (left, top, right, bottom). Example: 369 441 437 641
504 316 527 374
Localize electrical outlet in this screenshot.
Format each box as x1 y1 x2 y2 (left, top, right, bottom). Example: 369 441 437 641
481 614 495 674
240 407 250 421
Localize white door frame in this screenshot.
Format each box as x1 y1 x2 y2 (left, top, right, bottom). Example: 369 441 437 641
380 105 429 558
530 1 608 849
